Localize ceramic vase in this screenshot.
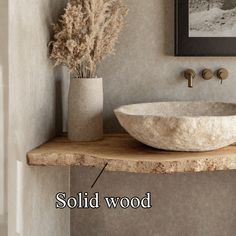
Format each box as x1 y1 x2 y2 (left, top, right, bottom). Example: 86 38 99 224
68 77 103 141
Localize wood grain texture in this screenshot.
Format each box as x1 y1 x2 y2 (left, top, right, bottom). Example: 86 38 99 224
27 134 236 174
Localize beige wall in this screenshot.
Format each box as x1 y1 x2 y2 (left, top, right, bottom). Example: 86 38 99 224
71 0 236 235
100 0 236 132
71 167 236 236
0 0 8 235
8 0 70 236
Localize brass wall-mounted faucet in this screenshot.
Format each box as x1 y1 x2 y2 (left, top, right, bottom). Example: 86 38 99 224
184 69 196 88
183 68 229 87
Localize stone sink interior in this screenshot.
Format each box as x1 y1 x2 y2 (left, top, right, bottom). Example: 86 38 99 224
114 102 236 152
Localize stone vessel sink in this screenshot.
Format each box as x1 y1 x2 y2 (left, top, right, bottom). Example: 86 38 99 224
114 102 236 152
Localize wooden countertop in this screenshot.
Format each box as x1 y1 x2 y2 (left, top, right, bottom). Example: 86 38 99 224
27 134 236 174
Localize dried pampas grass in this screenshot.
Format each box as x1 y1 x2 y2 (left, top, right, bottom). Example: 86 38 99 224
49 0 128 78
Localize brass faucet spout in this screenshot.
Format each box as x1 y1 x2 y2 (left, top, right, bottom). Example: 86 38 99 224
188 77 193 88
184 69 196 88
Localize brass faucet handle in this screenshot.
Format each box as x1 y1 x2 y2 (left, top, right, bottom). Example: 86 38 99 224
217 68 229 82
202 69 213 80
184 69 196 80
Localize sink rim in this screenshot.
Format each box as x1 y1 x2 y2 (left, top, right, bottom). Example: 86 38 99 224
114 101 236 119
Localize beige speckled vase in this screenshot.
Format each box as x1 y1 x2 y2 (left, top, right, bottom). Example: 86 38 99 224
68 77 103 141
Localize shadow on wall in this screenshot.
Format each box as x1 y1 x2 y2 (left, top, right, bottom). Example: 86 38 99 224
55 68 63 136
43 0 68 33
54 66 70 136
47 0 69 135
39 0 69 136
163 0 174 55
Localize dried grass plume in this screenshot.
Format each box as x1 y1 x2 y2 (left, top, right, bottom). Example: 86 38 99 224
50 0 128 78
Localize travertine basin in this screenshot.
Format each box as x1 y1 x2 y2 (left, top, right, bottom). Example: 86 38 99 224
114 102 236 152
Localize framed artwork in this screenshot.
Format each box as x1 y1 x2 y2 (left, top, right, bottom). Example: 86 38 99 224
175 0 236 56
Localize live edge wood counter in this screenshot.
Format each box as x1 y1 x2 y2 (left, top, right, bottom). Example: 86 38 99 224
27 134 236 174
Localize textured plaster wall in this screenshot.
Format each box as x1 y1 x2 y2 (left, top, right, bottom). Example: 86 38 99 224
71 167 236 236
0 0 8 235
8 0 70 236
71 0 236 235
100 0 236 133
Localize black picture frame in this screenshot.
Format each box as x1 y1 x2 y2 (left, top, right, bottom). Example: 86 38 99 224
175 0 236 56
